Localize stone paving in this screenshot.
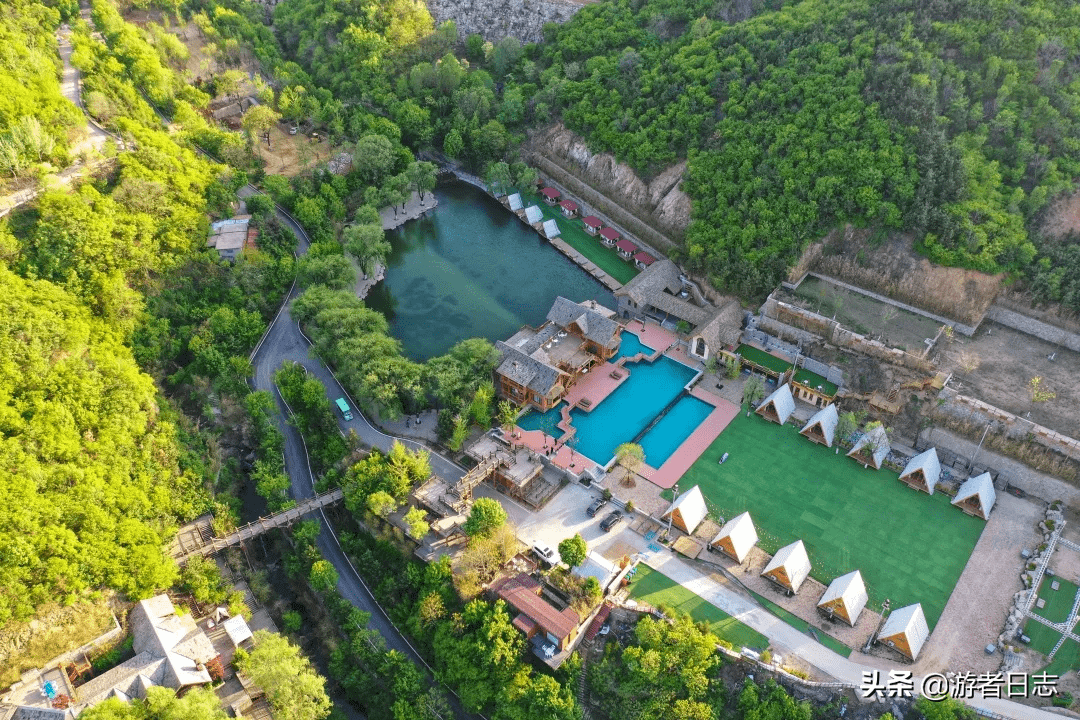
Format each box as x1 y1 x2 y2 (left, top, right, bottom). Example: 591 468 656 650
379 190 438 230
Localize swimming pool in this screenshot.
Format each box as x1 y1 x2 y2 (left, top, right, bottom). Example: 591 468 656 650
615 331 656 361
517 403 566 438
568 356 698 466
639 395 714 466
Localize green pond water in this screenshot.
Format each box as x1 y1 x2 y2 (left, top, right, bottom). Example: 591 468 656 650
365 180 616 360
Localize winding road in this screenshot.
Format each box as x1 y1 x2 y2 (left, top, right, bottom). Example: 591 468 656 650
240 188 478 720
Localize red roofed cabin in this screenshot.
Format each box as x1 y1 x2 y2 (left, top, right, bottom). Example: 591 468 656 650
615 238 639 259
599 227 621 247
492 573 581 651
559 199 579 218
582 216 603 235
633 251 656 270
540 187 561 205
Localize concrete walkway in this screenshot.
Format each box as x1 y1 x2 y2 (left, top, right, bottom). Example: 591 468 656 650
380 190 437 230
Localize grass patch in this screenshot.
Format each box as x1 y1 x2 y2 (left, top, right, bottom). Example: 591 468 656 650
791 368 838 397
681 413 985 629
0 597 116 688
1024 619 1066 656
1032 576 1080 625
1040 638 1080 677
735 344 793 375
519 190 639 285
745 589 852 658
628 565 768 650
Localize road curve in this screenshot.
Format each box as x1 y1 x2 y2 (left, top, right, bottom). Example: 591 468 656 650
240 187 477 720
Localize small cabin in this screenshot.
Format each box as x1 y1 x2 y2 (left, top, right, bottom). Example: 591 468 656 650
847 425 890 470
756 383 795 425
661 486 708 535
582 216 603 235
540 187 561 205
898 448 941 494
615 238 639 259
952 472 996 520
559 199 579 218
633 251 656 270
876 603 929 660
599 227 621 247
817 570 868 626
800 403 838 447
761 540 811 594
709 511 758 563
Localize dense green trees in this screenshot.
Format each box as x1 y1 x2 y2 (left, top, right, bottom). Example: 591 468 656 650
461 497 508 538
239 630 333 720
80 686 228 720
0 264 202 624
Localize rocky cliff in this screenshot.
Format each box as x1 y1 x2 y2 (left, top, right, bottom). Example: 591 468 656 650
529 123 693 242
425 0 582 43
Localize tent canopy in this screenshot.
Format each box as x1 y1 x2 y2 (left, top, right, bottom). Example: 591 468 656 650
710 511 758 562
800 403 839 446
756 383 795 424
662 486 708 535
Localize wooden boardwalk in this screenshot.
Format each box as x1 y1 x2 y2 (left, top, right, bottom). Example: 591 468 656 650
172 488 345 564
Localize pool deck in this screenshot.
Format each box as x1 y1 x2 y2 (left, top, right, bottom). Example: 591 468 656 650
512 321 731 485
647 386 739 489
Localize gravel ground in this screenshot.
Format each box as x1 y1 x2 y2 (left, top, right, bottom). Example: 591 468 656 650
912 493 1042 674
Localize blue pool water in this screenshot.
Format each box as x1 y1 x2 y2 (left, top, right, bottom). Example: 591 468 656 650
639 395 713 466
568 356 697 466
615 331 656 361
517 404 566 438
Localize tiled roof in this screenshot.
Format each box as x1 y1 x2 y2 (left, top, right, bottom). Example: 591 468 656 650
584 603 612 641
560 199 579 212
694 299 743 349
599 227 621 241
493 574 579 641
541 187 561 199
633 251 656 266
546 296 621 349
582 215 602 228
615 238 638 254
496 342 565 396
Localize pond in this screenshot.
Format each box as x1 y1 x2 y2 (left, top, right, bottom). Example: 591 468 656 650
364 180 616 360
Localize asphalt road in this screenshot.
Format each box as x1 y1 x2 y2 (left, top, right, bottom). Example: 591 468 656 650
241 187 476 720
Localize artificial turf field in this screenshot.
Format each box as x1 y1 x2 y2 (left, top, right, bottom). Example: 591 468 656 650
629 565 769 649
1032 576 1080 625
679 412 986 629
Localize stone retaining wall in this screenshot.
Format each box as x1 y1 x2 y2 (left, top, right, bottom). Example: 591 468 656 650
985 305 1080 353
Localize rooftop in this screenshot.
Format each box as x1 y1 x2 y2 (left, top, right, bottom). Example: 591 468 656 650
582 215 602 228
492 574 579 641
792 367 838 396
206 215 251 252
598 227 621 241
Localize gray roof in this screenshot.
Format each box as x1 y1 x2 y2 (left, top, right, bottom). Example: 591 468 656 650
12 709 72 720
818 570 868 624
800 403 839 447
757 383 795 424
847 425 890 469
70 654 167 715
546 296 621 350
496 342 565 397
207 215 251 251
615 259 716 326
694 299 743 351
507 193 523 211
542 218 560 238
952 472 996 517
129 595 214 689
524 206 543 224
899 448 941 493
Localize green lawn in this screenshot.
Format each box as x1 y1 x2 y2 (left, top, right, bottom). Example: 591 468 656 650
792 368 838 397
1040 638 1080 677
1033 576 1080 625
679 413 986 629
1024 619 1065 656
519 189 639 285
745 589 852 657
736 344 793 375
629 565 768 650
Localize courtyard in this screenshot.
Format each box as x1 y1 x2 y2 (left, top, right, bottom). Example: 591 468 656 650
679 412 986 629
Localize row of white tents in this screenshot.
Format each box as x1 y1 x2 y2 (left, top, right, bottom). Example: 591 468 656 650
661 488 930 659
755 384 996 519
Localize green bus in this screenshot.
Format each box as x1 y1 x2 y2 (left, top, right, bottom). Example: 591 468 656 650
335 397 353 421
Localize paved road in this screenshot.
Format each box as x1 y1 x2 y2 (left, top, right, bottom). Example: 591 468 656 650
241 188 476 720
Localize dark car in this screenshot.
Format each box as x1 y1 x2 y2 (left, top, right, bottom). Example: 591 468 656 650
600 510 623 532
587 497 608 517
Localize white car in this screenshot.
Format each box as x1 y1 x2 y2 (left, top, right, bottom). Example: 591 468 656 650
532 544 556 565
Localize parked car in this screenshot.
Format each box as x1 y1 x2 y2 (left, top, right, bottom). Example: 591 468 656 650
532 543 556 565
587 496 608 517
600 511 623 532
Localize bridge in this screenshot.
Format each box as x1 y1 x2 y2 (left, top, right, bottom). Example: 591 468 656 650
172 488 345 564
